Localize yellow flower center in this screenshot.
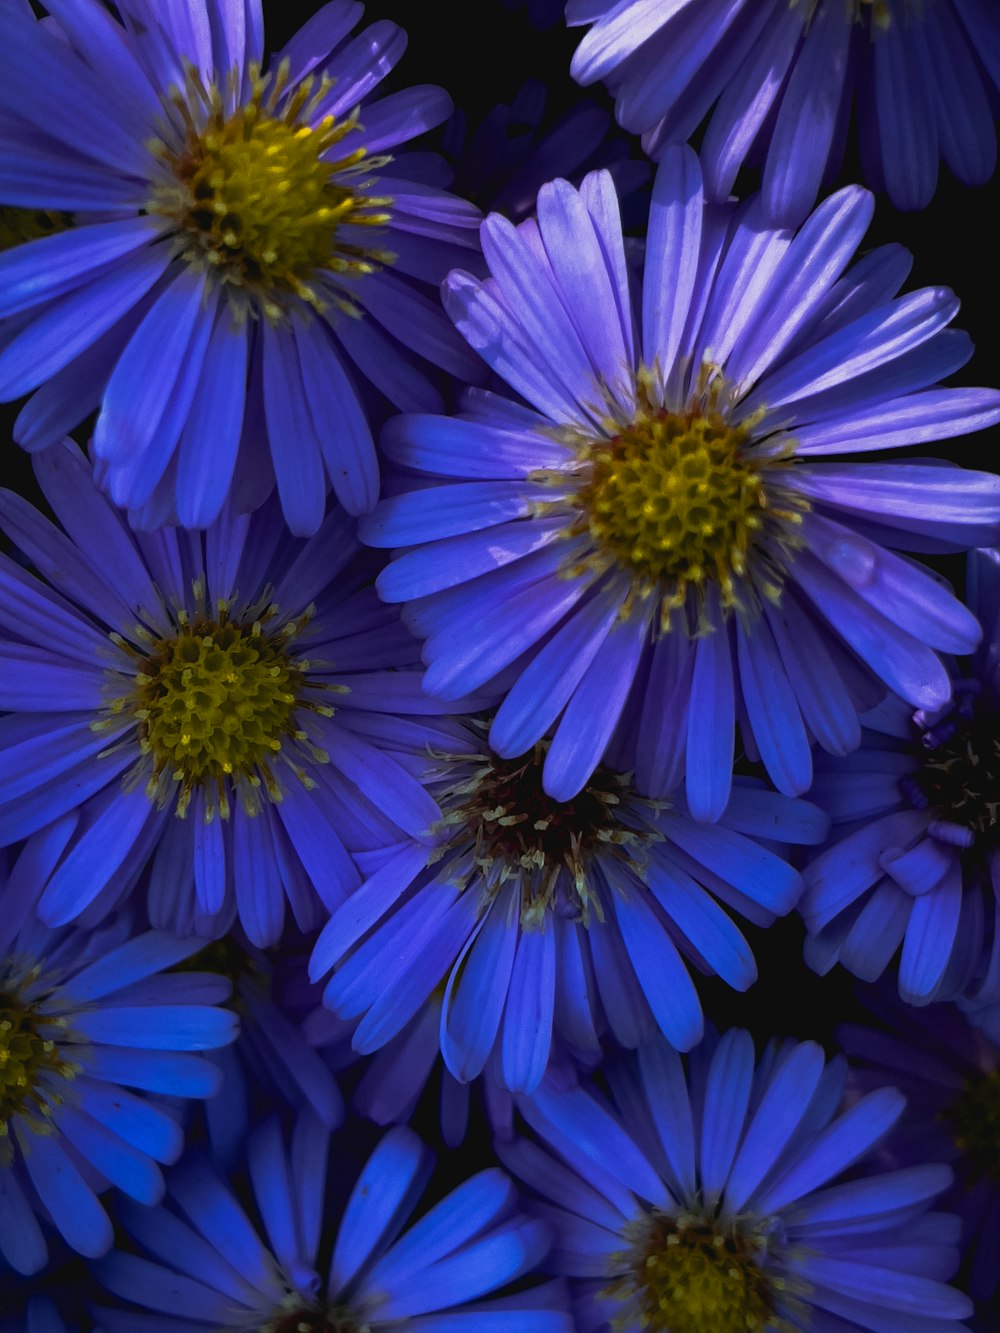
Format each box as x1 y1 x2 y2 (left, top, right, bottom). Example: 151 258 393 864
949 1068 1000 1184
101 597 338 821
578 405 768 611
151 63 393 319
0 989 73 1141
541 376 807 626
616 1211 781 1333
0 206 72 252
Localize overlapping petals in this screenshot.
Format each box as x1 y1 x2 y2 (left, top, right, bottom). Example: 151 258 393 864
0 0 483 535
568 0 1000 223
505 1029 972 1332
365 148 1000 817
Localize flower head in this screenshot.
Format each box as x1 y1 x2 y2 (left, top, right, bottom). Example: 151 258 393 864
0 0 483 534
803 547 1000 1005
0 846 237 1275
504 1029 973 1331
310 711 828 1092
363 149 1000 819
93 1113 571 1332
568 0 1000 223
0 439 451 945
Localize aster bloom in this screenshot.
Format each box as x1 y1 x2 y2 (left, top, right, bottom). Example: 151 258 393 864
0 438 454 946
568 0 1000 224
310 709 828 1092
0 0 484 535
94 1113 573 1332
802 547 1000 1006
363 149 1000 818
840 995 1000 1305
0 845 238 1276
503 1028 973 1333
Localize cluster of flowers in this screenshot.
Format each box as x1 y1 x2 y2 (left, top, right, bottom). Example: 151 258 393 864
1 1 1000 1329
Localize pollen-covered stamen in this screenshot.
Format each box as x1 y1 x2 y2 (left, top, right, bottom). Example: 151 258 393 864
947 1068 1000 1184
902 694 1000 848
433 741 647 928
103 597 337 821
0 984 76 1142
150 61 394 320
611 1208 788 1333
548 374 807 625
0 206 72 252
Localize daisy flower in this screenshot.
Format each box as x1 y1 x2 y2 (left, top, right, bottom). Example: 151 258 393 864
310 710 828 1093
568 0 1000 223
0 439 452 945
0 0 483 534
363 148 1000 818
0 850 237 1275
504 1029 973 1332
93 1113 572 1332
802 547 1000 1006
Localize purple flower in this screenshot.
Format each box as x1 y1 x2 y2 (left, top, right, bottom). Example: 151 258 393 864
803 547 1000 1006
0 439 457 945
93 1113 571 1331
568 0 1000 223
363 148 1000 818
0 0 483 534
504 1028 972 1332
0 854 237 1275
309 708 828 1092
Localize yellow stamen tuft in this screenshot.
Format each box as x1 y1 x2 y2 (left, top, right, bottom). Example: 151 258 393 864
98 591 337 821
0 992 74 1143
578 404 767 613
541 372 808 627
150 62 393 318
609 1209 792 1333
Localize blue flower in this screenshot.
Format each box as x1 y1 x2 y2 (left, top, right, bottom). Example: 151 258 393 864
568 0 1000 224
309 711 828 1092
363 149 1000 819
802 547 1000 1006
503 1028 973 1332
0 439 453 945
840 992 1000 1305
0 0 483 535
0 854 238 1275
93 1113 573 1331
